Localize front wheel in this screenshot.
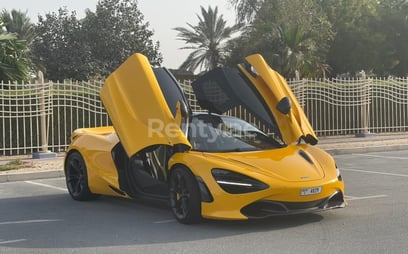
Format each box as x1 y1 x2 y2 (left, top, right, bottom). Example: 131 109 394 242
65 151 98 201
169 167 202 224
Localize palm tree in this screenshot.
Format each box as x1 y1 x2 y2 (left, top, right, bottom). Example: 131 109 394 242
174 6 242 73
0 9 34 82
278 24 309 77
1 9 35 45
0 22 30 82
228 0 262 23
275 24 327 78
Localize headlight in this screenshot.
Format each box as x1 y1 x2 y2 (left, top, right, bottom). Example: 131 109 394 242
336 165 343 181
211 169 268 194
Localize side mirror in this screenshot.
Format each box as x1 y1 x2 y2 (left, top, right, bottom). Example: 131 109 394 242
276 97 291 115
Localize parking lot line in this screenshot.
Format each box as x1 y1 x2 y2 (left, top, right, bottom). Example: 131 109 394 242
153 219 176 224
342 168 408 177
351 154 408 160
0 219 61 226
24 180 67 191
0 239 26 245
345 195 388 201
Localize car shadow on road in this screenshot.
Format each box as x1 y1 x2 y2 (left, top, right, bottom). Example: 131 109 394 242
0 194 326 249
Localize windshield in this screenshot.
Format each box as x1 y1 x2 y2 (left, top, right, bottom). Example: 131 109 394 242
188 114 283 152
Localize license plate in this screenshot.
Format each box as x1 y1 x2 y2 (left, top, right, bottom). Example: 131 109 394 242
300 186 322 196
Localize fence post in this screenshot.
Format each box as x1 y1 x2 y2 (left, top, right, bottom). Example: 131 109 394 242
32 71 57 159
39 71 47 153
356 71 374 137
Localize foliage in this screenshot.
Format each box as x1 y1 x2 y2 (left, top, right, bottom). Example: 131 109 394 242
227 0 408 78
226 0 333 78
0 23 31 82
0 159 23 171
3 0 408 80
375 0 408 76
31 8 91 81
1 9 36 44
32 0 162 81
174 6 242 73
228 0 263 23
82 0 162 77
321 0 385 76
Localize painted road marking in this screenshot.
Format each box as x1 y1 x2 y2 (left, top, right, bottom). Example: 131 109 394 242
0 239 26 245
342 168 408 178
345 195 388 201
153 219 176 224
0 219 62 226
352 154 408 160
24 181 67 192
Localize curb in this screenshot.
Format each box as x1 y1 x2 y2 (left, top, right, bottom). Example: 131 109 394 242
323 144 408 155
0 169 64 183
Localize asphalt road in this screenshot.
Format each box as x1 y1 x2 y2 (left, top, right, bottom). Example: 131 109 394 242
1 150 407 254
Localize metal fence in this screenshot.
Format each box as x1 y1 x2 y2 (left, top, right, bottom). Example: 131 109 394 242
296 77 408 136
1 77 408 155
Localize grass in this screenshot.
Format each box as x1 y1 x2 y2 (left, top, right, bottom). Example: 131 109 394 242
0 159 24 171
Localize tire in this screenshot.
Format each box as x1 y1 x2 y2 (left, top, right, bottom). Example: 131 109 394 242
169 167 202 224
65 151 98 201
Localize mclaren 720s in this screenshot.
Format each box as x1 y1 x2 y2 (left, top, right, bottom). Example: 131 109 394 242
64 53 345 224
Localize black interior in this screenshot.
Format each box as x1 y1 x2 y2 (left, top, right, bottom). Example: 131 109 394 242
112 142 170 199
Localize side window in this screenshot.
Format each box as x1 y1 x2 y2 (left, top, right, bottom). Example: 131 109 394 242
153 68 189 118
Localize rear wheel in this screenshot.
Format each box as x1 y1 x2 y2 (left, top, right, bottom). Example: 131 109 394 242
169 167 202 224
65 151 98 201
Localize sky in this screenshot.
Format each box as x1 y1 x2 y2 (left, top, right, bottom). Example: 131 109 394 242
1 0 237 69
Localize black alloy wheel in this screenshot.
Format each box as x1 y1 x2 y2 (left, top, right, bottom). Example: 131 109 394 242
65 151 98 201
169 167 202 224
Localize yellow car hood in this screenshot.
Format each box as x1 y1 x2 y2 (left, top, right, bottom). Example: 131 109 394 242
192 54 317 145
100 53 191 157
203 146 325 182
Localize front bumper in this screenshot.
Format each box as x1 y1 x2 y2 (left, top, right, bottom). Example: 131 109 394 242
240 191 345 219
200 181 346 220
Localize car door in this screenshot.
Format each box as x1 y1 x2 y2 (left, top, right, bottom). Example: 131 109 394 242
191 54 317 145
100 53 191 159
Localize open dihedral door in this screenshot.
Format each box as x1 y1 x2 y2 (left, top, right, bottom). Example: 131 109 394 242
240 54 317 145
100 53 191 158
191 54 317 145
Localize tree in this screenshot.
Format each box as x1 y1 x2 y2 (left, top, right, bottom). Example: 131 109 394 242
174 6 242 73
277 25 314 77
32 0 162 81
32 8 91 81
83 0 162 77
228 0 263 23
226 0 333 78
375 0 408 76
320 0 384 76
1 9 35 45
0 21 31 82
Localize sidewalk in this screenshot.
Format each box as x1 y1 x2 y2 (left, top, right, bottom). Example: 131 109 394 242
1 133 408 183
318 132 408 154
0 155 65 183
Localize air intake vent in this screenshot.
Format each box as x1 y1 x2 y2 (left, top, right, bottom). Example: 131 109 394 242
298 150 313 164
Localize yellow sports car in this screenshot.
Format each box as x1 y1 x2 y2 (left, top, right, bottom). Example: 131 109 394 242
64 53 345 224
